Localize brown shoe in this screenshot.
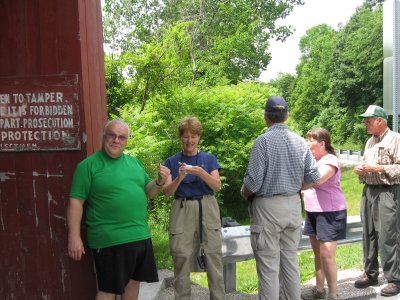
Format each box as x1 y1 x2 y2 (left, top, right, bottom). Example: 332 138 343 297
354 273 378 289
380 283 400 297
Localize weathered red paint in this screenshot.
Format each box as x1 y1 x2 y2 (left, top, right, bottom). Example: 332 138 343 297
0 0 107 299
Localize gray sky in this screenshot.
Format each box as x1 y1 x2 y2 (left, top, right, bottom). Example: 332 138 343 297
259 0 365 82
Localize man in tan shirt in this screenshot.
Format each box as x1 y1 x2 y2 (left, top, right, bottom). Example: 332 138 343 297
353 105 400 297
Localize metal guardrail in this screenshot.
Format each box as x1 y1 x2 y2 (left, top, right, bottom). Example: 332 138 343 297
336 149 364 163
221 216 362 293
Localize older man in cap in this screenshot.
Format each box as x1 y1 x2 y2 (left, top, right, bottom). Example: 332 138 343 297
353 105 400 297
241 96 320 300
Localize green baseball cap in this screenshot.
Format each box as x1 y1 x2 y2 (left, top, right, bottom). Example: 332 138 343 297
359 105 388 120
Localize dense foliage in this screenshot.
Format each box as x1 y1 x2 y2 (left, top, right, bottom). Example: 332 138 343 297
101 0 386 222
119 82 275 221
102 0 305 113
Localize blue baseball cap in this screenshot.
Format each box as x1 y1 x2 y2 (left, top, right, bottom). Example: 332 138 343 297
265 96 288 112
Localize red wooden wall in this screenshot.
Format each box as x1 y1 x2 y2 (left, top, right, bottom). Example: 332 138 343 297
0 0 107 298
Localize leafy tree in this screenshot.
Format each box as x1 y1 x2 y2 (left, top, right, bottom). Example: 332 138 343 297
104 54 136 116
105 22 197 115
102 0 164 52
268 72 296 102
102 0 305 113
289 24 339 134
284 1 383 147
328 2 383 144
158 0 305 83
331 3 383 111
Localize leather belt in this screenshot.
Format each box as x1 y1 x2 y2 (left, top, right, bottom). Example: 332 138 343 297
367 184 398 189
271 192 298 197
175 196 204 201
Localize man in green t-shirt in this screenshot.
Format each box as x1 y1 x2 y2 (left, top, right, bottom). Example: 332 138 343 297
67 119 169 300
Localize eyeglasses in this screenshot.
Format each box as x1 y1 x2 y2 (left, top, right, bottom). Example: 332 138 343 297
105 132 128 142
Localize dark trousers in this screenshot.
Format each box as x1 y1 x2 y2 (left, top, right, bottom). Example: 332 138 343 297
361 184 400 282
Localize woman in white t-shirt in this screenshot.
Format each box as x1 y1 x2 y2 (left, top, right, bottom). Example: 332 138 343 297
301 128 347 300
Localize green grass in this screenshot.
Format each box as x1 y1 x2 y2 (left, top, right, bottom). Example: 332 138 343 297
151 165 366 292
340 167 364 216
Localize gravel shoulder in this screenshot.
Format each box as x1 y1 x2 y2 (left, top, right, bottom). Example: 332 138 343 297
155 269 400 300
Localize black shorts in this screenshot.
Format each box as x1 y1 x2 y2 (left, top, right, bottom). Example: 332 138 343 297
303 210 347 242
91 238 159 295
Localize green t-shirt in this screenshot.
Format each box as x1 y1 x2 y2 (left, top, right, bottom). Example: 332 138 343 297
70 151 151 249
